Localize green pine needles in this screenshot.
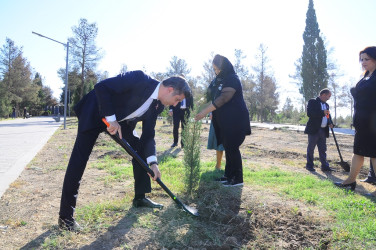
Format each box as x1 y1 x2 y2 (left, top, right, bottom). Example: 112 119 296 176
181 107 202 195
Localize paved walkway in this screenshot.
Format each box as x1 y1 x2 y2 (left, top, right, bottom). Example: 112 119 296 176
0 117 62 198
251 122 355 135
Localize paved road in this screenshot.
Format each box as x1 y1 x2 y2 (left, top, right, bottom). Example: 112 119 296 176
251 122 355 135
0 117 62 198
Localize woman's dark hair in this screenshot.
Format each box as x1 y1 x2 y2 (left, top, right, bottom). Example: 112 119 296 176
212 54 236 77
359 46 376 61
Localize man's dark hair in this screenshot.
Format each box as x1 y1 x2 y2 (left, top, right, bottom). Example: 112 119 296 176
162 76 191 99
319 88 331 96
359 46 376 61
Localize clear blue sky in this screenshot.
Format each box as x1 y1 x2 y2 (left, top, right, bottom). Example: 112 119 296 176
1 0 375 115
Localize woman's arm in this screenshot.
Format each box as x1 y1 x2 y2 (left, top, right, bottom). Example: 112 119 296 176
195 87 236 120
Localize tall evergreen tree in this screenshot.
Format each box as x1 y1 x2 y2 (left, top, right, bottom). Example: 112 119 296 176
0 38 39 114
166 56 191 77
233 49 256 120
252 44 279 122
300 0 328 103
0 38 21 116
201 52 215 89
68 18 102 101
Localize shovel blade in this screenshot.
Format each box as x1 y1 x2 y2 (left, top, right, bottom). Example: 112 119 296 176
182 204 199 217
339 161 351 172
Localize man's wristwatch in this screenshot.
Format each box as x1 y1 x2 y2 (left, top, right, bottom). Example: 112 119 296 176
149 161 158 167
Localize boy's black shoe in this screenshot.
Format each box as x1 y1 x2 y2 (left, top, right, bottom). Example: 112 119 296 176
58 217 81 232
133 197 163 209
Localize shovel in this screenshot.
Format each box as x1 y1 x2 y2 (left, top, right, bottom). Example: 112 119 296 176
102 118 199 217
328 114 351 172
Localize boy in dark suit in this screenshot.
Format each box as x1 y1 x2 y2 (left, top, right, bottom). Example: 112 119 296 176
58 71 191 231
304 88 334 172
168 94 193 148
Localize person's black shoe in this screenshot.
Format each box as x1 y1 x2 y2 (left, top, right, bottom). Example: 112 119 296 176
360 177 376 185
170 143 178 148
133 198 164 209
58 217 81 232
334 181 356 191
215 176 227 183
305 166 316 172
223 179 244 187
321 166 333 172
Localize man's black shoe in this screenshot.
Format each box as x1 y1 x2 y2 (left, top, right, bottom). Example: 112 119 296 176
321 166 333 172
170 143 178 148
133 198 164 209
305 166 316 172
58 217 81 232
360 177 376 185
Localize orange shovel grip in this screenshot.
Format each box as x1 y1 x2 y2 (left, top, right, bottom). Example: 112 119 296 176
102 118 110 127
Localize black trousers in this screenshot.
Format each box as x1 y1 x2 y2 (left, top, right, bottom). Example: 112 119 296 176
306 128 329 168
173 109 188 145
59 124 151 220
223 133 245 183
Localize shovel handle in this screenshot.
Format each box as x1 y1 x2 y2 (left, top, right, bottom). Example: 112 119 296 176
101 118 187 206
102 118 110 127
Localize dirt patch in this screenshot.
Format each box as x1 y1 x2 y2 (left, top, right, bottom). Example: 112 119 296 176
0 119 373 249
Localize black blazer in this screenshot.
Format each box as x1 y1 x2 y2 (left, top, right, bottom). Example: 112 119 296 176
169 94 194 118
74 70 164 158
304 97 330 137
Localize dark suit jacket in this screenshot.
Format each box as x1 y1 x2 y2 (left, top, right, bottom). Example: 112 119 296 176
304 97 330 137
74 70 164 159
169 94 194 119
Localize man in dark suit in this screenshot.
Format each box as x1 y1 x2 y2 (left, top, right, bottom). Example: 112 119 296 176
304 88 334 172
58 71 191 231
168 94 193 148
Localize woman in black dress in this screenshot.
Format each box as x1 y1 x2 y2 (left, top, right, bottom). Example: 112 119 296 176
335 46 376 194
195 54 251 186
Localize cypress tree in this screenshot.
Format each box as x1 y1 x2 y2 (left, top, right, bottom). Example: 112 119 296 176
300 0 328 103
181 108 201 196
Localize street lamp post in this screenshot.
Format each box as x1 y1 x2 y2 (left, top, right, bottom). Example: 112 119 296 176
32 31 69 129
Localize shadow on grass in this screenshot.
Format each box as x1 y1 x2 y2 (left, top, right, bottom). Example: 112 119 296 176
20 230 54 250
157 147 181 164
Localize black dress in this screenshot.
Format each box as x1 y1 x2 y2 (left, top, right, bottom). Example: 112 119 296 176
207 73 251 182
351 72 376 157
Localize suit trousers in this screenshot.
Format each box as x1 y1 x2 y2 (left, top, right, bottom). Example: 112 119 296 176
173 109 187 145
59 124 151 220
306 128 329 169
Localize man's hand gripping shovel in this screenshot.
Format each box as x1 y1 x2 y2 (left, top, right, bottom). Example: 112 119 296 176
102 118 199 217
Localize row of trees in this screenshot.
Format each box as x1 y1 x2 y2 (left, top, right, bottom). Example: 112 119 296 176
0 38 57 117
0 0 355 126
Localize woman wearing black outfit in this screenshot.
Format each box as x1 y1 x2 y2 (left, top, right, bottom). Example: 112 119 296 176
335 46 376 194
195 54 251 186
